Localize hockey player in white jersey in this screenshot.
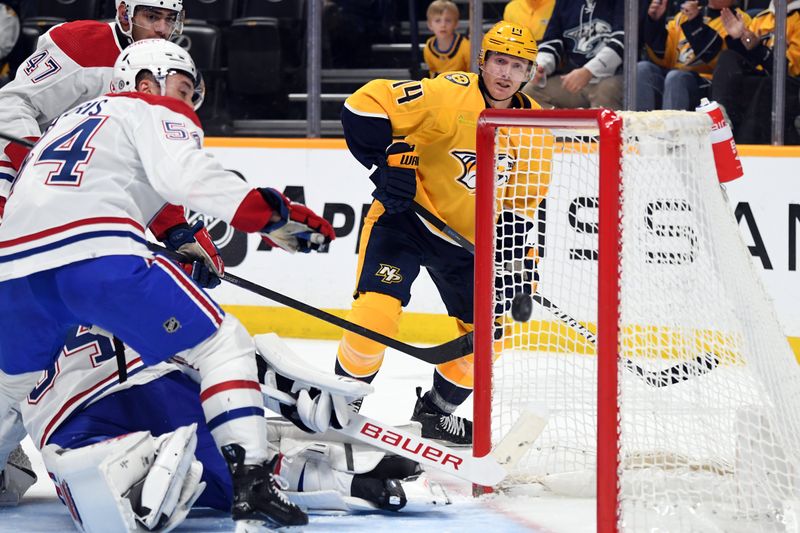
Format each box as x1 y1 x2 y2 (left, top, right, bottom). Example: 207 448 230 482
0 39 338 529
0 0 183 214
0 1 223 292
4 328 447 531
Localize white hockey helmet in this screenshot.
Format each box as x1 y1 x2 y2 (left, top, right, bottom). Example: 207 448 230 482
116 0 185 40
112 38 204 110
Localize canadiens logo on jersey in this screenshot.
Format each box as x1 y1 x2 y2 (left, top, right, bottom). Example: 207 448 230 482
376 264 403 284
452 150 514 191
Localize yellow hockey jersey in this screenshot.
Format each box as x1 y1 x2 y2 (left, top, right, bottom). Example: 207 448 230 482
423 33 471 77
342 72 550 244
747 6 800 77
646 9 751 78
502 0 555 42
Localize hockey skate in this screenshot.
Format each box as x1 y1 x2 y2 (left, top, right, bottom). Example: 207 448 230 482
410 387 472 447
222 444 308 531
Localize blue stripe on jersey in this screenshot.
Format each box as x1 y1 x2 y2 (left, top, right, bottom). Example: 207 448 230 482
0 230 148 262
206 406 265 431
0 172 14 182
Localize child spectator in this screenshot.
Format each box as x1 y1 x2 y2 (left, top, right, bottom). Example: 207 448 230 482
637 0 751 111
712 3 800 144
423 0 470 77
503 0 556 42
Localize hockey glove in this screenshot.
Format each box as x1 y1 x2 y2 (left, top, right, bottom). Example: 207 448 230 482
255 333 373 434
369 142 418 214
494 211 538 318
165 220 224 289
259 188 335 253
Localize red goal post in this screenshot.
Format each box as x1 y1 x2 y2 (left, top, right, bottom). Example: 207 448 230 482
473 109 622 531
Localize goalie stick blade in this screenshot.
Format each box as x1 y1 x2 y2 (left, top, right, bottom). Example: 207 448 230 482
490 403 549 471
622 353 721 388
336 413 506 486
145 242 473 365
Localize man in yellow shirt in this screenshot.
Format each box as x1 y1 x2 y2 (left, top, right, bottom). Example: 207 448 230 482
503 0 555 42
712 3 800 143
336 21 549 446
637 0 750 111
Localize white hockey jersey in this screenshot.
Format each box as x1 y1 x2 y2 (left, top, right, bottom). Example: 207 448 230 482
20 326 173 449
0 20 126 201
0 92 255 281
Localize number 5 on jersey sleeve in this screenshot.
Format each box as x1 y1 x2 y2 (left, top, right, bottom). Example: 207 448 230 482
35 116 108 187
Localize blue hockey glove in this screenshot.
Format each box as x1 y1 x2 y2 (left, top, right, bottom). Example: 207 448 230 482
369 142 418 214
165 220 224 289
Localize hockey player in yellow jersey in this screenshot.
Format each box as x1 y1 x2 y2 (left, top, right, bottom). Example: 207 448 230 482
337 21 548 446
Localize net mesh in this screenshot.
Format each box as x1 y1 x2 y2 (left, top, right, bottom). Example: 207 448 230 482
482 111 800 531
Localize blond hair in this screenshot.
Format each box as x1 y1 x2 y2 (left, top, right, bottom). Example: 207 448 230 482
427 0 459 21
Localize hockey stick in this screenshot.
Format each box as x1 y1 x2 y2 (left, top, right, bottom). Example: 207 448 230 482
531 294 720 387
146 242 473 364
411 203 475 254
263 383 545 486
411 202 721 387
0 131 34 148
264 386 499 482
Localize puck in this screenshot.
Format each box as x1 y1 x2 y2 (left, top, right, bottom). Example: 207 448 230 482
511 293 533 322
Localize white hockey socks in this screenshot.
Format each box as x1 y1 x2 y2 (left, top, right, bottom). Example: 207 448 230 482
182 314 269 465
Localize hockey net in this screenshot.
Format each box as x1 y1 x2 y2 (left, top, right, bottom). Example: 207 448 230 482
473 109 800 532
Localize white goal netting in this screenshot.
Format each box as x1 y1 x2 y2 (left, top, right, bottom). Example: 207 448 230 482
477 110 800 532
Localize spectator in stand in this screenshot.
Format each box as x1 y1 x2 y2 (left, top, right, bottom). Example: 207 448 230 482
423 0 469 77
637 0 751 111
522 0 625 109
503 0 556 42
712 2 800 144
0 2 19 87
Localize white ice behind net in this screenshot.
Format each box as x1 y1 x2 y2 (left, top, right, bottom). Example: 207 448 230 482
488 111 800 532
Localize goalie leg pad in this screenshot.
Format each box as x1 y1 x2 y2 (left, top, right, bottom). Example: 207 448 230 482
183 314 269 465
272 433 448 513
137 424 204 531
42 427 205 533
257 333 374 432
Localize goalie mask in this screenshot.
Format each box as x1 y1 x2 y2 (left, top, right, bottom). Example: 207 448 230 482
479 21 537 83
116 0 185 40
112 38 205 110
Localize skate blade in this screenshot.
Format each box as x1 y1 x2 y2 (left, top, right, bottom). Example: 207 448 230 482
235 519 305 533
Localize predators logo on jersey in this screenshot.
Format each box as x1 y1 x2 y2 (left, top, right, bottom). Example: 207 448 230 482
343 71 547 243
452 150 515 191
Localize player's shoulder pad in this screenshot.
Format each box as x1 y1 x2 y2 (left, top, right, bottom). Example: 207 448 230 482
107 92 202 128
48 20 121 68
